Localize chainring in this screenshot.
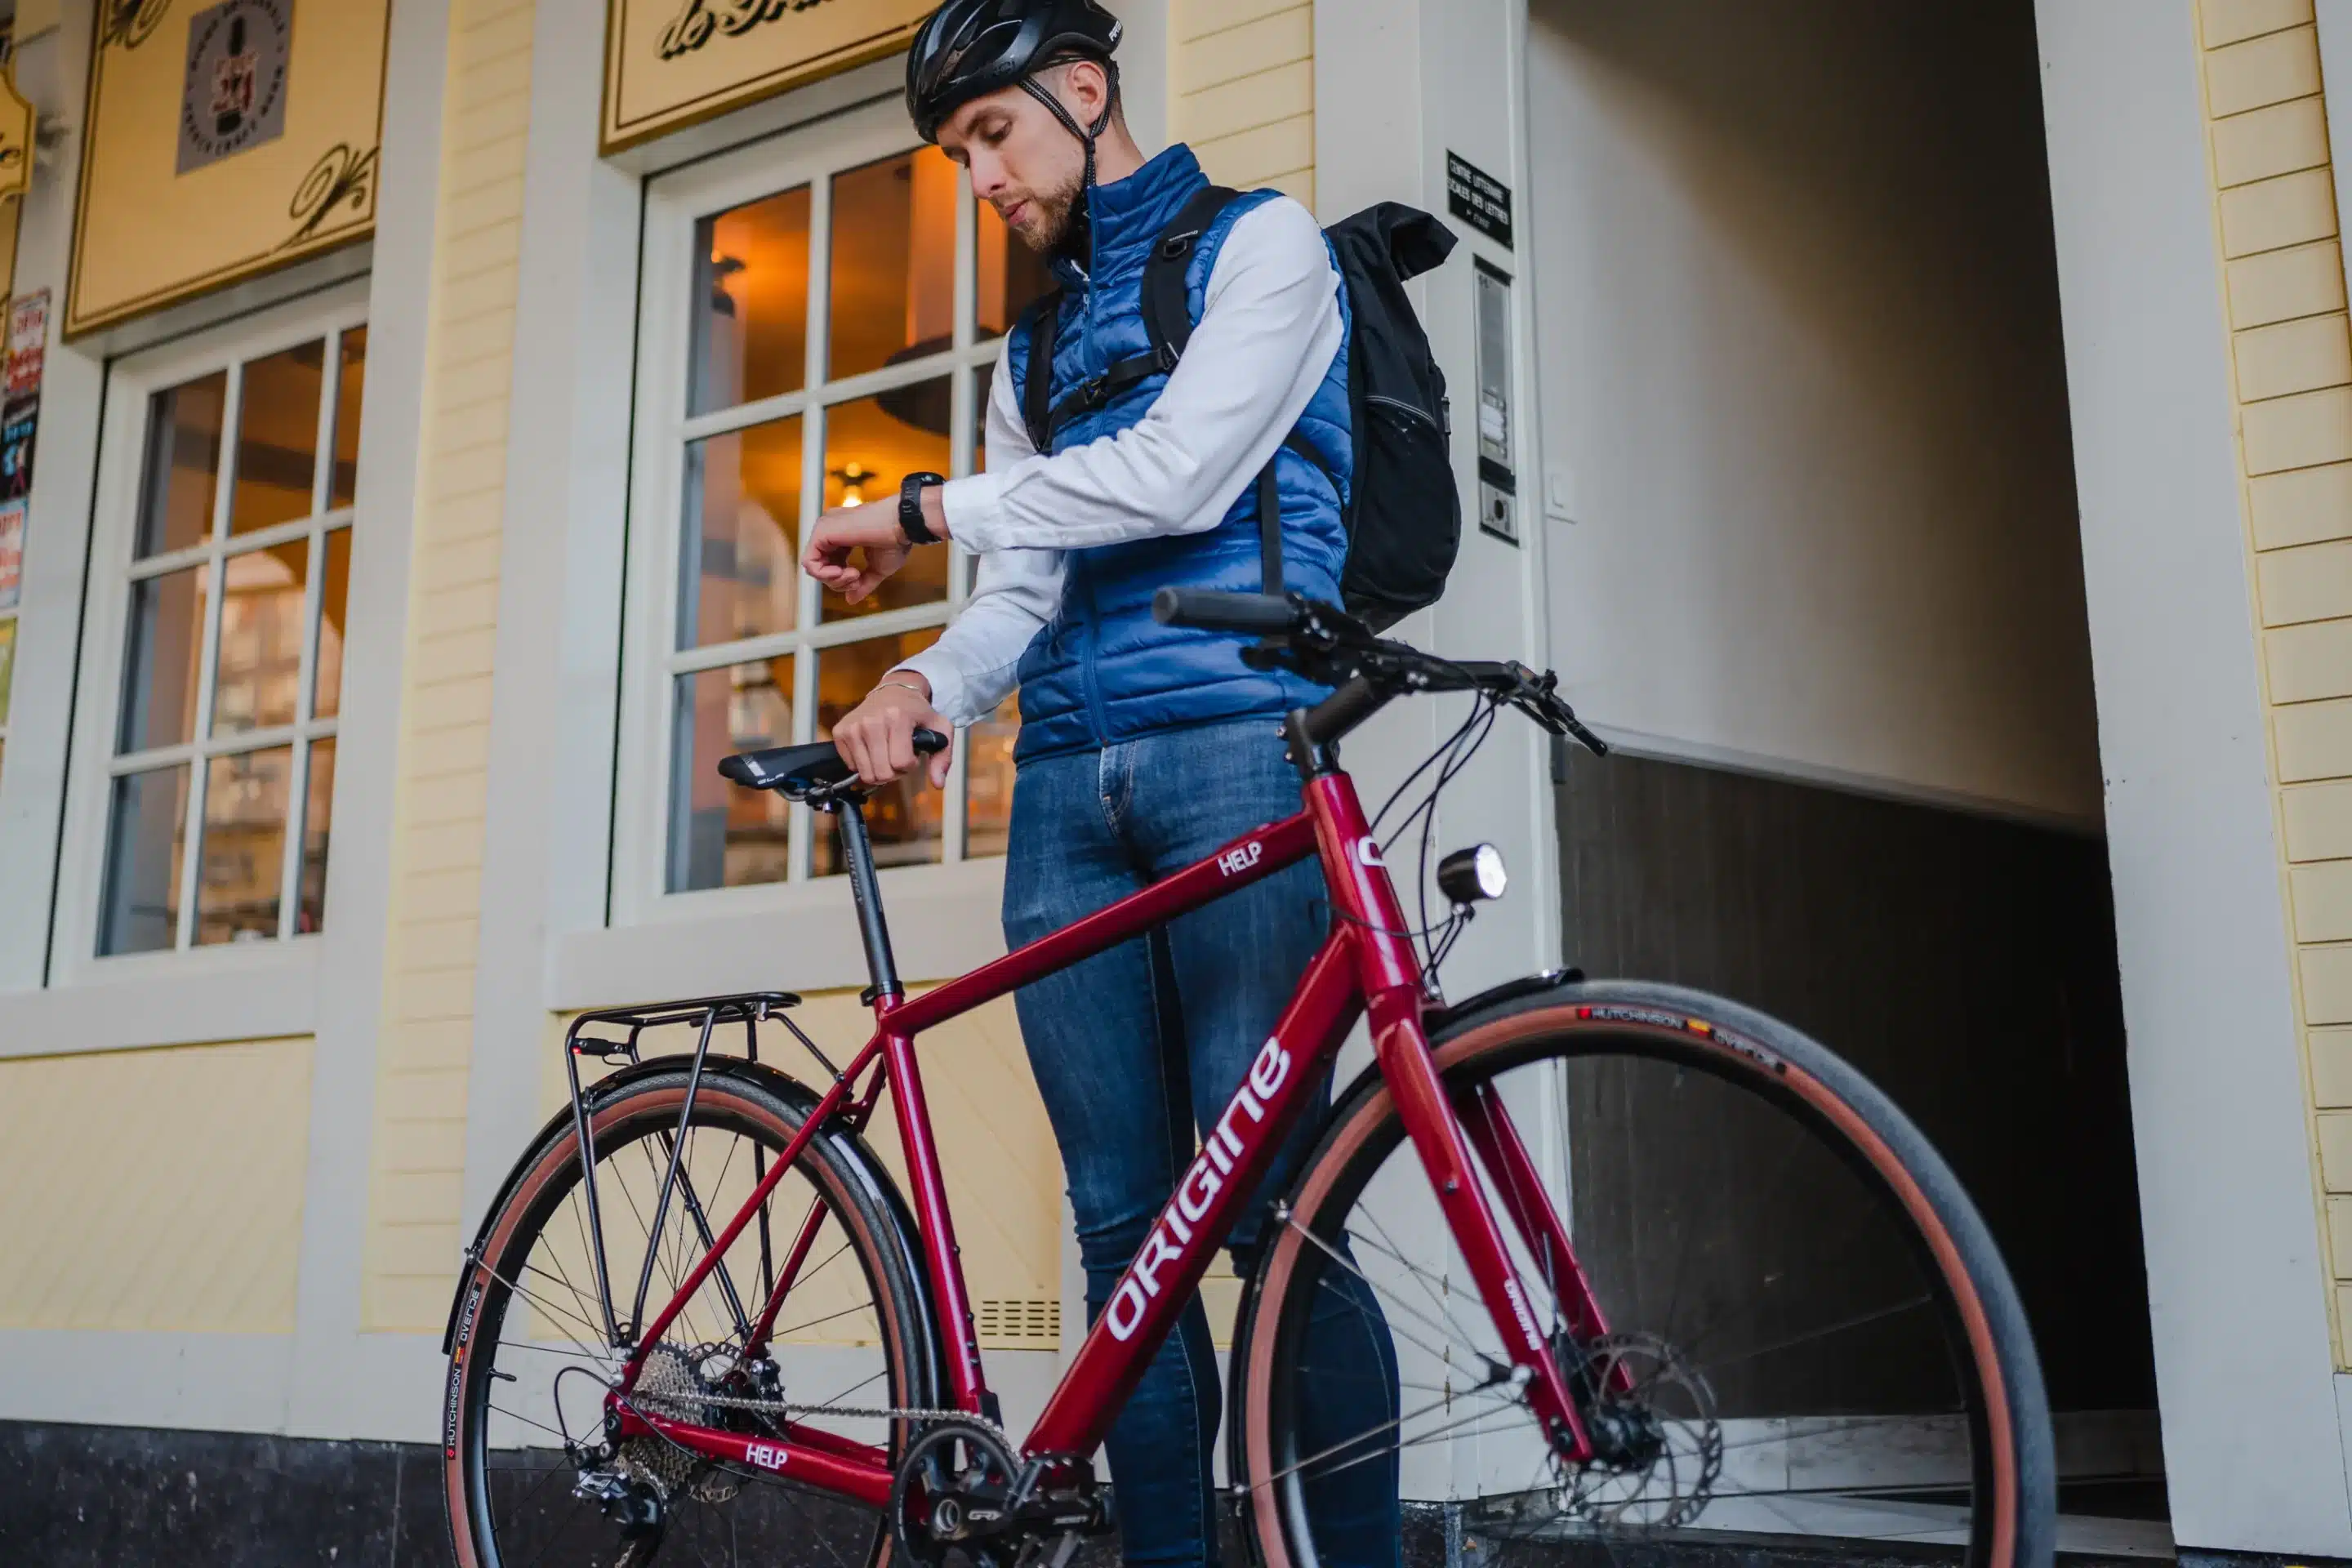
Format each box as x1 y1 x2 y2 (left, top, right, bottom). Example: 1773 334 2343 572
889 1419 1026 1568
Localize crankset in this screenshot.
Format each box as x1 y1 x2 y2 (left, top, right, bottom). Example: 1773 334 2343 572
889 1420 1111 1568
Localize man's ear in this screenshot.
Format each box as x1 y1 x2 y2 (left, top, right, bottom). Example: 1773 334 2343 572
1065 57 1115 124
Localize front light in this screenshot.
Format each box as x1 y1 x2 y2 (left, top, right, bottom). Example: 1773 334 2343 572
1437 844 1508 906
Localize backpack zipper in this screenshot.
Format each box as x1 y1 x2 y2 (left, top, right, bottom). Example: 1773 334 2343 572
1365 393 1441 430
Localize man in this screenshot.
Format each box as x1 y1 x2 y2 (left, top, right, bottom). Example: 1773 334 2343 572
803 4 1399 1564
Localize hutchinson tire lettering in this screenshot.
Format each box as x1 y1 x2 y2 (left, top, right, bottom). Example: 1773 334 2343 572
1108 1035 1294 1341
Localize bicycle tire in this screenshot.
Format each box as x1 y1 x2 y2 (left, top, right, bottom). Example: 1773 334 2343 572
443 1062 939 1568
1230 978 2056 1568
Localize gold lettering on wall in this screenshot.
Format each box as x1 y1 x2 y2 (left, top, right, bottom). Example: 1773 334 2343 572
604 0 932 153
67 0 390 337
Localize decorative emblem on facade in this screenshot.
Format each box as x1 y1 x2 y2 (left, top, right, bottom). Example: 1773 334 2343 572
659 0 840 60
0 65 30 205
177 0 292 176
282 143 378 249
103 0 175 51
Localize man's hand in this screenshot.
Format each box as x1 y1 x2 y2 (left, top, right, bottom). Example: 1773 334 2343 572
833 672 954 789
803 487 949 604
803 505 911 604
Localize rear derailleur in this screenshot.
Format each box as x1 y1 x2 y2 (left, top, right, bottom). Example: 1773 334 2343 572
889 1419 1113 1568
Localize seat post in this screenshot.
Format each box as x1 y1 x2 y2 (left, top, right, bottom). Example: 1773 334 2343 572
831 797 902 1002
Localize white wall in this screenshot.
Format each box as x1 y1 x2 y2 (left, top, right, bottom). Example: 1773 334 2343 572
1526 0 2104 826
2037 0 2352 1552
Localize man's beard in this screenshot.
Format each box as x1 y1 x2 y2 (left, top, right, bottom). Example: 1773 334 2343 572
1010 169 1088 258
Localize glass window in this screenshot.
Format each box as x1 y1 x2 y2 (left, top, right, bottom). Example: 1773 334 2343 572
96 322 364 956
642 135 1036 900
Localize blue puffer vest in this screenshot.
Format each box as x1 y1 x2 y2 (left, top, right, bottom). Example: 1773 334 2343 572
1005 144 1352 764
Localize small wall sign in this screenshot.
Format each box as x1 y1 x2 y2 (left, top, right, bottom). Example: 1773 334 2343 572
1446 152 1513 250
178 0 293 176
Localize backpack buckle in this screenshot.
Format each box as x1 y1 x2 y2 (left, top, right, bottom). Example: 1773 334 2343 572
1159 229 1200 261
1153 342 1180 373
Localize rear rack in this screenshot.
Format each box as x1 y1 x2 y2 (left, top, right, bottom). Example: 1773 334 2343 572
560 990 832 1348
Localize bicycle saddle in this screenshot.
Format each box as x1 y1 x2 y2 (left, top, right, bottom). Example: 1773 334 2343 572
718 729 949 800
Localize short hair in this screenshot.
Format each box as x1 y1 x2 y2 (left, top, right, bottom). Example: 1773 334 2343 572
1040 51 1125 122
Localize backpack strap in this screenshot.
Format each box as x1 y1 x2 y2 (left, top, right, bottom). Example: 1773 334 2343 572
1142 185 1239 364
1018 288 1064 454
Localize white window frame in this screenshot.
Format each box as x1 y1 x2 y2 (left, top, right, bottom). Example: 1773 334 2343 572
616 100 1021 929
49 284 368 992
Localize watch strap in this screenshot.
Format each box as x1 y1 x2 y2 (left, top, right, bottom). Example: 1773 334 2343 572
900 471 946 546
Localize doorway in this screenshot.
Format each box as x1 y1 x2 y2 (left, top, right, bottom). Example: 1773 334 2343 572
1527 0 2163 1545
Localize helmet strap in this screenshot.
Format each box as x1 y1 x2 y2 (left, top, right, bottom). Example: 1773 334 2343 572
1019 57 1121 194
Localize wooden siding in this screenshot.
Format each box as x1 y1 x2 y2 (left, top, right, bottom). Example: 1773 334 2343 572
1171 0 1315 208
2196 0 2352 1365
359 0 536 1333
0 1040 313 1332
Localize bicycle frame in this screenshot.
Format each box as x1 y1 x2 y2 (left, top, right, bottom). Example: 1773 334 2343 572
601 760 1604 1499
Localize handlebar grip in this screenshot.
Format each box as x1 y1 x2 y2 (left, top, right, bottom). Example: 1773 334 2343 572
1152 587 1299 635
911 727 950 755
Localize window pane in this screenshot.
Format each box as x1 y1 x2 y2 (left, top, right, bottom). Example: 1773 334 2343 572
692 186 811 416
964 691 1018 859
100 764 189 956
212 542 307 735
298 737 334 933
137 372 226 557
0 617 14 729
814 630 943 876
680 414 802 650
232 341 325 536
669 655 795 893
119 564 207 753
818 387 951 624
829 149 958 381
331 327 366 509
195 746 289 945
976 198 1057 340
315 527 350 718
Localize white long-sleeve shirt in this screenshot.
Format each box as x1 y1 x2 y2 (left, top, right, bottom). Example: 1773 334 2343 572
896 194 1343 725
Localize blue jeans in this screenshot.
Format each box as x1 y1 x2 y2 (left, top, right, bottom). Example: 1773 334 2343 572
1004 720 1402 1568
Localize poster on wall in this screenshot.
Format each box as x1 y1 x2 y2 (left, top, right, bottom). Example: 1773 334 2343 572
69 0 392 336
2 289 47 504
0 500 21 611
602 0 933 153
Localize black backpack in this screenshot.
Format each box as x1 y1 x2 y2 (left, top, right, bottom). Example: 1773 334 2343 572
1018 190 1461 630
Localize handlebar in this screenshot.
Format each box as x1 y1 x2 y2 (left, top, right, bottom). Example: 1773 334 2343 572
1152 587 1298 635
1152 588 1610 759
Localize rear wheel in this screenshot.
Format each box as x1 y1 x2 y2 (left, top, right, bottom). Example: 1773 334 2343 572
1232 981 2055 1568
442 1067 936 1568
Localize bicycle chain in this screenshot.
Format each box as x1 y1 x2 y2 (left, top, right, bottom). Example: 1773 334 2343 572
617 1383 1012 1446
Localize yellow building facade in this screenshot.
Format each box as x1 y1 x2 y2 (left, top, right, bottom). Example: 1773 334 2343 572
1 0 2350 1558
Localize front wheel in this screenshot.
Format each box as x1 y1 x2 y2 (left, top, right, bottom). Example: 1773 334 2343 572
1231 980 2056 1568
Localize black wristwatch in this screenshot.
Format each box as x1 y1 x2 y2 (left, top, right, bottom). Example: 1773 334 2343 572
899 471 947 545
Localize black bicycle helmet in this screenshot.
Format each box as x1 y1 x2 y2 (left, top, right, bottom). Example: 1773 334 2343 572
906 0 1123 144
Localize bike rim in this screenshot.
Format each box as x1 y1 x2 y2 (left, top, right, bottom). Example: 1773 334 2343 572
452 1085 907 1568
1243 1011 2020 1568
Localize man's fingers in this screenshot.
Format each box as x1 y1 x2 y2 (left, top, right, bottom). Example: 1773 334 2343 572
887 718 916 779
927 733 954 790
836 724 875 786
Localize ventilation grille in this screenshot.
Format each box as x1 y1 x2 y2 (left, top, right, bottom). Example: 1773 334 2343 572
975 1297 1061 1347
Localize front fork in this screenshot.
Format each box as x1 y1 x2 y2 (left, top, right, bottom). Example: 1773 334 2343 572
1364 993 1603 1465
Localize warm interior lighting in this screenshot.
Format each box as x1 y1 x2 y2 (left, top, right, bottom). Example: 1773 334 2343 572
831 461 876 507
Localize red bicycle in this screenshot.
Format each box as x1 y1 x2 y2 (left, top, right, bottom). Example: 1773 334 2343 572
441 591 2055 1568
